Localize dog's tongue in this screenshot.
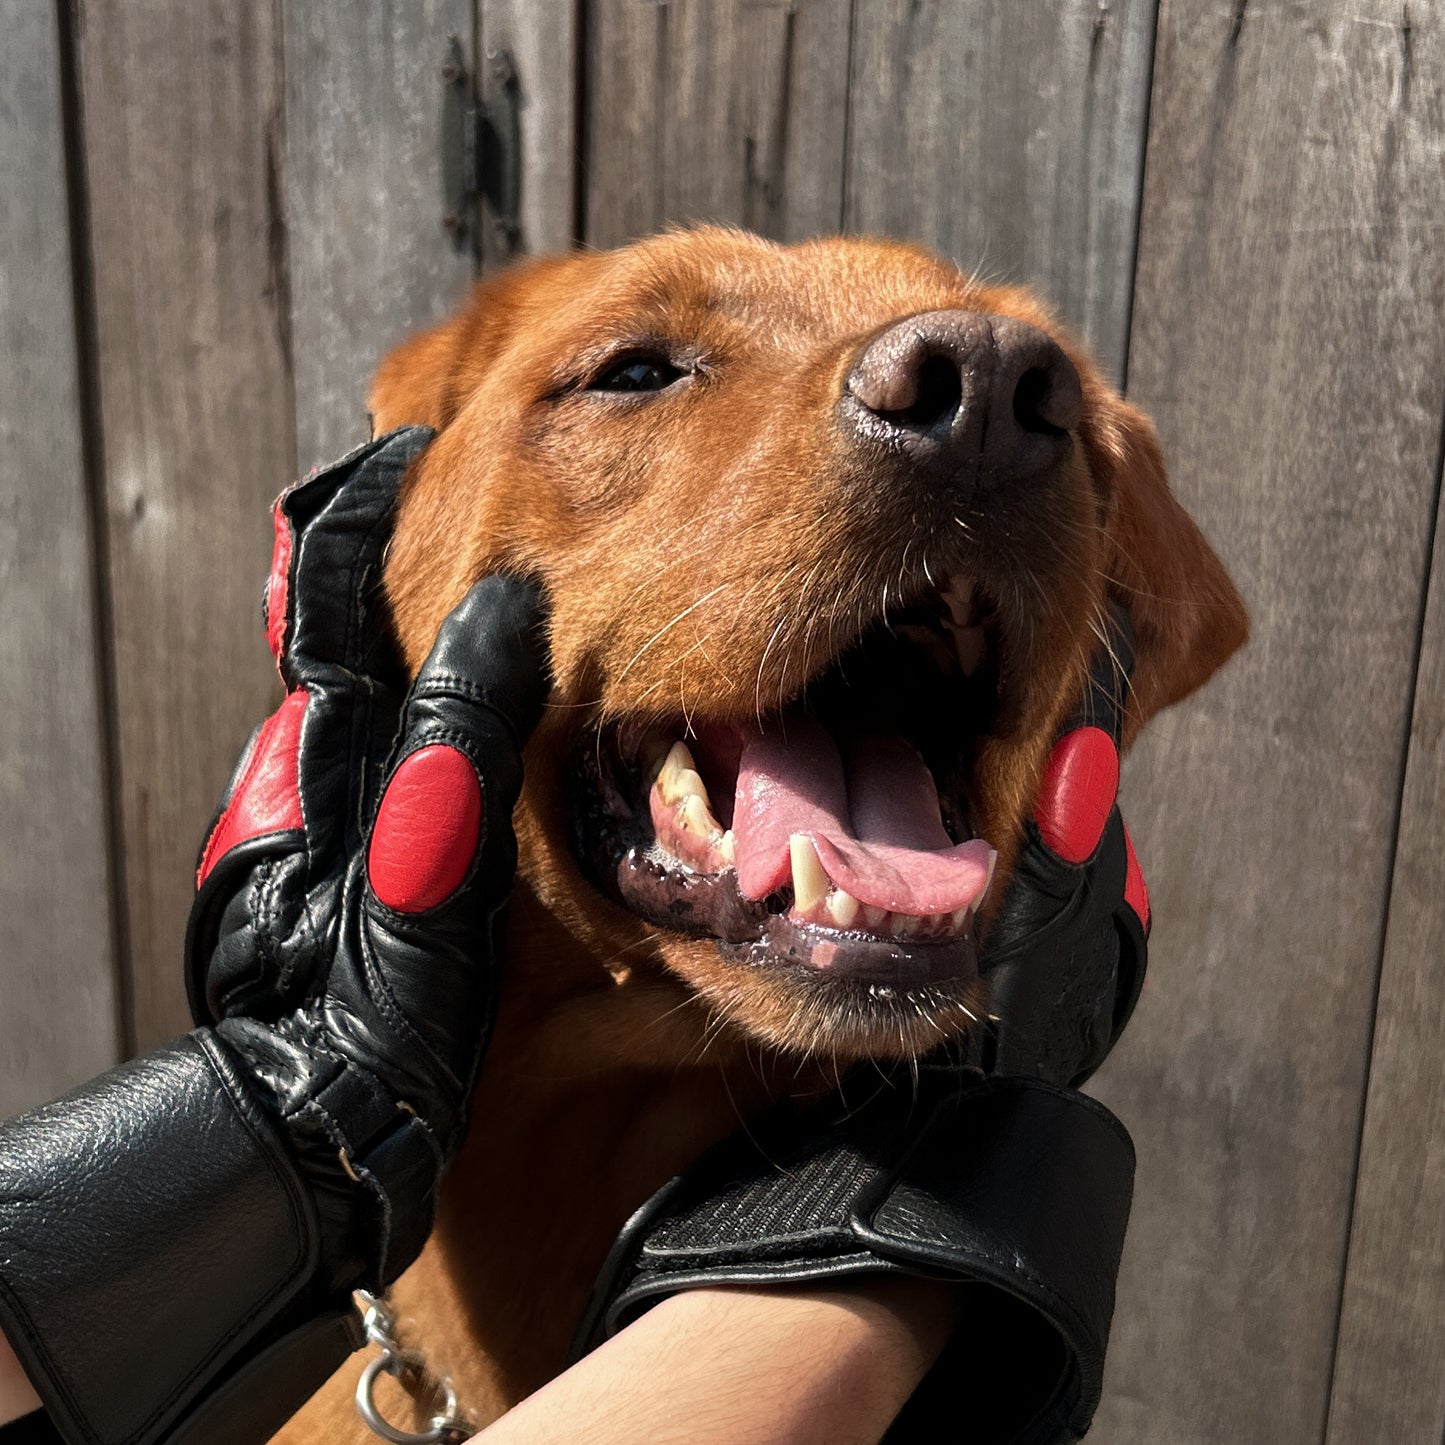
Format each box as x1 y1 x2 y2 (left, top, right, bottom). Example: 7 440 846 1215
732 718 995 914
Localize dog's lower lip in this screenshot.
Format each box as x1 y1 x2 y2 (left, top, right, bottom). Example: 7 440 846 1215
605 840 980 985
725 913 976 985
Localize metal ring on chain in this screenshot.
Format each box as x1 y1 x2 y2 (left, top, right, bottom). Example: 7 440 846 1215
353 1292 471 1445
355 1349 465 1445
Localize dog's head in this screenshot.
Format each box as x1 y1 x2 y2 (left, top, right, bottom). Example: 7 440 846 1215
372 227 1246 1064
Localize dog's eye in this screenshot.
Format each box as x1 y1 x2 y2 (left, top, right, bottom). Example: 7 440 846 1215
589 355 686 393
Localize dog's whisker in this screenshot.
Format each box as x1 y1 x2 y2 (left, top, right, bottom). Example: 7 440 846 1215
615 582 731 685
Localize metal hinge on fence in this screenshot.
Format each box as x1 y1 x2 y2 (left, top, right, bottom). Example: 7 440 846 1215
440 35 521 260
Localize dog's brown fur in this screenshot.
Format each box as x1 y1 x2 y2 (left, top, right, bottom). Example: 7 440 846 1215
276 229 1246 1440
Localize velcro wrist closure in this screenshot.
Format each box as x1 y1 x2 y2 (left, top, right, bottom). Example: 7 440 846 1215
0 1035 359 1445
577 1076 1134 1445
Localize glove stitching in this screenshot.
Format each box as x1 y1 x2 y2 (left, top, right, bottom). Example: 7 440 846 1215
253 857 284 998
407 675 527 750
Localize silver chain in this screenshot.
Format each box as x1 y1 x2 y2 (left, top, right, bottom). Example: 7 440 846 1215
353 1291 474 1445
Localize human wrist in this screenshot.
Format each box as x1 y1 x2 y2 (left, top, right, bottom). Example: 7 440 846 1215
475 1281 958 1445
677 1278 960 1440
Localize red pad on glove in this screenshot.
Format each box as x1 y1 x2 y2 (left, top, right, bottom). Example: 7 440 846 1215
1034 726 1120 864
367 745 483 913
1122 822 1150 930
265 499 293 664
197 690 307 886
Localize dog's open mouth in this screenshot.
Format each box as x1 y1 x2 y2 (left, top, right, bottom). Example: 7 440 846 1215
571 575 1011 988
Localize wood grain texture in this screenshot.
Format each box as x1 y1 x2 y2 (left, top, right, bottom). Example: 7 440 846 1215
586 0 852 247
0 0 119 1114
845 0 1157 383
283 0 477 470
1088 3 1445 1441
1325 474 1445 1444
479 0 577 266
76 0 294 1051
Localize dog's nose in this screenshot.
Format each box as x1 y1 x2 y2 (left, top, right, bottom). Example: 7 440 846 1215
844 310 1082 484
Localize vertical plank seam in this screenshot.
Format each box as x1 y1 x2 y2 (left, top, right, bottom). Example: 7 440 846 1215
573 0 590 247
1118 0 1162 397
838 0 859 231
653 0 668 229
1317 381 1445 1445
272 1 301 500
54 0 133 1061
473 0 486 271
272 0 298 469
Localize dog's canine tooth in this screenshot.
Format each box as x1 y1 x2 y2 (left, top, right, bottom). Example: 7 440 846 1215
657 741 710 807
790 835 830 915
950 905 972 931
826 888 861 928
717 829 736 864
678 792 720 839
980 850 998 903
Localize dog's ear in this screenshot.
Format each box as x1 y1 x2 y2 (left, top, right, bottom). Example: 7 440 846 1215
1085 396 1249 744
369 311 468 434
369 254 578 435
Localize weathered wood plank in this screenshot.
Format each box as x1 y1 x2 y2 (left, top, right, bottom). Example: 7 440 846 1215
0 0 120 1114
1325 476 1445 1444
1088 4 1445 1441
845 0 1158 383
586 0 852 247
283 0 478 470
479 0 578 266
76 0 295 1051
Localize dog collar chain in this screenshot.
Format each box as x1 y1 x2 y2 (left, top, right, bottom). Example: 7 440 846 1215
354 1291 474 1445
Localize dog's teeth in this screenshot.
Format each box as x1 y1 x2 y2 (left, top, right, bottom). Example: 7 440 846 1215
892 911 924 938
950 905 972 931
826 888 861 929
862 905 889 930
717 829 736 864
980 850 998 903
678 792 718 839
656 741 711 808
790 835 830 915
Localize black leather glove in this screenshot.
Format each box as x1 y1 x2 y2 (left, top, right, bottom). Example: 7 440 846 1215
0 428 550 1445
576 613 1148 1445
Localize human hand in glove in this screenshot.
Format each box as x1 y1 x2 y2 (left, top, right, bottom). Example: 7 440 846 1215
0 427 549 1445
576 610 1149 1445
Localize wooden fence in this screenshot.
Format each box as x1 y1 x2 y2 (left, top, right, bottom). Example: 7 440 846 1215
2 2 1441 1441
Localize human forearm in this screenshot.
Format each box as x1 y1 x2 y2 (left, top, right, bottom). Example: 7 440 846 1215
470 1279 957 1445
0 1329 40 1426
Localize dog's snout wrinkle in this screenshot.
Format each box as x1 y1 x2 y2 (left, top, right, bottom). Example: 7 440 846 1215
844 310 1082 485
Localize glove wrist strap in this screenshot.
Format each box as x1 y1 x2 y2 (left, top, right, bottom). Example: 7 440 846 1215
0 1036 362 1445
576 1076 1134 1445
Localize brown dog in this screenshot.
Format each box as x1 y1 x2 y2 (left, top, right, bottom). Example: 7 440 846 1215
276 227 1246 1440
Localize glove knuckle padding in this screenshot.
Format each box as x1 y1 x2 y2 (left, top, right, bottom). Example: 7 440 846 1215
275 429 433 681
408 574 551 750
